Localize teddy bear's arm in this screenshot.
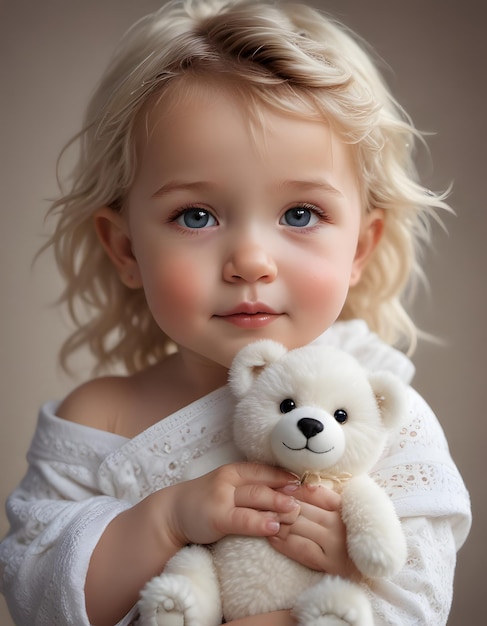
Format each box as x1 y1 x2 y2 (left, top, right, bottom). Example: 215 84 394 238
341 474 407 578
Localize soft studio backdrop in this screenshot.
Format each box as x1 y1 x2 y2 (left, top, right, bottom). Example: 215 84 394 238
0 1 484 624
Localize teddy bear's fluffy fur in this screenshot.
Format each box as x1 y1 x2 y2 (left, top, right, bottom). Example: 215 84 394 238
137 341 408 626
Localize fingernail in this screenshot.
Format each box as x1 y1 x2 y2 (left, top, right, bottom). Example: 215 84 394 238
283 497 299 511
266 520 280 533
282 483 299 494
305 483 320 491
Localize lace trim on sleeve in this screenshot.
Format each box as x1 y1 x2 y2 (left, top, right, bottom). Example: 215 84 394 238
365 517 457 625
370 387 471 548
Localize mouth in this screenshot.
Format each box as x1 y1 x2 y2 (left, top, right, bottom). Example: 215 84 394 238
283 442 334 455
214 303 281 329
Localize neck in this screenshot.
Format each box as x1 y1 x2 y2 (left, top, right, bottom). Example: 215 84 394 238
170 348 229 398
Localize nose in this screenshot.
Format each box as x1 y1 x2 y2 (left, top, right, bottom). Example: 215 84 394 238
297 418 324 439
223 240 278 284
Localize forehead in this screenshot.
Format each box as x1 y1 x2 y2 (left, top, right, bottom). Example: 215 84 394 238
135 76 357 172
139 74 325 147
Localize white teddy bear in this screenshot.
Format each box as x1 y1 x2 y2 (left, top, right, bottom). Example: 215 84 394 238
137 340 408 626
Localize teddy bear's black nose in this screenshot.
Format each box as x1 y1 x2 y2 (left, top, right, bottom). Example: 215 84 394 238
297 417 324 439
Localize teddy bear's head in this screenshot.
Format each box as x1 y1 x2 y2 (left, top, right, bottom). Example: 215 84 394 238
228 340 407 480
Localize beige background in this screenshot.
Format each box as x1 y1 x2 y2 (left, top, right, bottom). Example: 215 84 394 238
0 1 485 624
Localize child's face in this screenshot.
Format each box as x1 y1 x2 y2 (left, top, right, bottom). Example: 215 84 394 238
98 82 382 370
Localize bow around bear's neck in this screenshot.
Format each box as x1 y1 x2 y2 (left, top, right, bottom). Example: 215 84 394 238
299 471 352 492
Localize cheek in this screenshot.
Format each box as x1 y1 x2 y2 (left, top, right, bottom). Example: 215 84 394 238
142 255 207 327
289 258 352 311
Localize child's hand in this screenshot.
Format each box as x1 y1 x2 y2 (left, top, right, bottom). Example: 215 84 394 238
268 484 360 580
168 462 301 546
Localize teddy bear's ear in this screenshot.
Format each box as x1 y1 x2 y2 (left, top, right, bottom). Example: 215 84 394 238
368 371 408 429
228 340 288 399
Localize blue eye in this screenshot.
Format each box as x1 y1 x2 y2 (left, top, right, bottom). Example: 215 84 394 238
280 205 319 228
175 208 217 229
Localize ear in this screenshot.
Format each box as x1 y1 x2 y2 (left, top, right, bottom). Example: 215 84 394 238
350 208 384 286
94 207 143 289
228 340 288 399
368 371 407 429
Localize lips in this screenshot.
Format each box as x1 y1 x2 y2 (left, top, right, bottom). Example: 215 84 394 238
215 303 281 329
218 302 278 317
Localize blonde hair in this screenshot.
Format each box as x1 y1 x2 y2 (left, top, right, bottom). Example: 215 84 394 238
45 0 450 374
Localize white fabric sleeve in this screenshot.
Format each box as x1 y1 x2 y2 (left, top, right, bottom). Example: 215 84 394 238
0 406 132 626
1 490 130 625
365 516 458 624
362 387 471 624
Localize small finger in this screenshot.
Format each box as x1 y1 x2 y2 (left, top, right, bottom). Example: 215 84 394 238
226 507 283 537
234 462 299 488
281 483 341 510
268 533 327 571
276 506 301 525
235 483 300 515
273 522 292 540
285 514 330 545
273 512 327 546
293 501 342 528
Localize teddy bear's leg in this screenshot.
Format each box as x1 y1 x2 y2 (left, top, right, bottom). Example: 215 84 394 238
292 576 374 626
137 545 222 626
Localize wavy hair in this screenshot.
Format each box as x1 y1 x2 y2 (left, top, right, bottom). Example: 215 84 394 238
44 0 450 374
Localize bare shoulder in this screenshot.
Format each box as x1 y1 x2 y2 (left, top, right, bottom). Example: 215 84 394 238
55 353 215 437
56 375 137 434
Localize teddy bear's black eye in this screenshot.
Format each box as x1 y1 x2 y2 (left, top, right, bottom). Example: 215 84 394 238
334 409 348 424
280 399 296 413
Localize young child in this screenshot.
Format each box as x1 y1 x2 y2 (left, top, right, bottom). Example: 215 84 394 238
0 0 471 625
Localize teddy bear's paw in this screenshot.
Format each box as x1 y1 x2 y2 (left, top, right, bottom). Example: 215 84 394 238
154 606 185 626
350 538 406 578
137 573 198 626
297 609 358 626
293 577 374 626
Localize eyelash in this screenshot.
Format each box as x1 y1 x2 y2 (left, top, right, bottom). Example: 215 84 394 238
167 202 331 230
280 203 331 228
167 204 218 228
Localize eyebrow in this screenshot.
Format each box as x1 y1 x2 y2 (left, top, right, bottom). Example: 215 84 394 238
152 180 219 197
278 179 343 197
152 178 343 198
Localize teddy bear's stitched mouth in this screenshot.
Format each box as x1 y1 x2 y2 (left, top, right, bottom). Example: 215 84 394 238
282 442 335 454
